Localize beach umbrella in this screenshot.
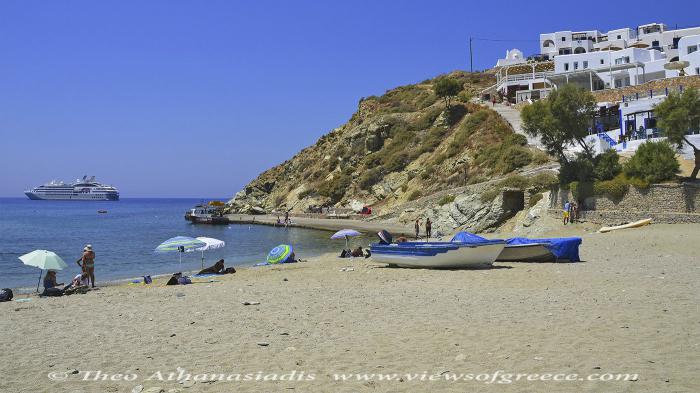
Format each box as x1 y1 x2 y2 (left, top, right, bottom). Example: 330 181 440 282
267 244 293 264
331 229 362 248
193 237 226 269
155 236 206 267
19 250 68 292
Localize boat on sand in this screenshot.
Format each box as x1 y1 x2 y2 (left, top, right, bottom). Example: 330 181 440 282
371 231 505 268
599 218 652 233
452 232 582 262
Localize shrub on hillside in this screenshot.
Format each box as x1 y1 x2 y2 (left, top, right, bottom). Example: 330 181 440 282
444 104 468 126
593 175 630 201
318 173 351 203
407 190 422 201
559 154 595 184
438 194 456 205
505 133 528 146
384 152 410 173
359 168 382 190
623 141 679 183
298 188 314 199
411 106 444 131
530 149 553 165
593 149 622 181
529 172 559 193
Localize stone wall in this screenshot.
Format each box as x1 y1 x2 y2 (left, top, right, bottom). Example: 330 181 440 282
548 183 700 224
591 75 700 103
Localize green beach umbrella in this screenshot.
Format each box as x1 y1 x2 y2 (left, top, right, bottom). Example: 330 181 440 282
19 250 68 292
155 236 207 267
267 244 293 264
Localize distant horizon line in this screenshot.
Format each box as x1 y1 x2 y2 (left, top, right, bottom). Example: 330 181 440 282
0 196 231 200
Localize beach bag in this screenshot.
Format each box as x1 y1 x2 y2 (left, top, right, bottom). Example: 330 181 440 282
143 275 152 284
0 288 12 302
177 276 192 285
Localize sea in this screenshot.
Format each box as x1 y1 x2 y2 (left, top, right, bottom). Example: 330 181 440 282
0 198 353 291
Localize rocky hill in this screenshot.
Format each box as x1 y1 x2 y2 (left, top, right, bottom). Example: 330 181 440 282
226 71 556 233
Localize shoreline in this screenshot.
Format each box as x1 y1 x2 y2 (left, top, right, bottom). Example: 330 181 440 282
226 213 413 234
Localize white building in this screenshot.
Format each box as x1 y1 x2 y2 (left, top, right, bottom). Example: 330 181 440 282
496 49 526 67
492 23 700 104
678 35 700 76
549 47 669 90
540 23 700 60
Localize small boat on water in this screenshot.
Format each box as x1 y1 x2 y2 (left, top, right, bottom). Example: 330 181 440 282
185 203 229 225
97 210 108 214
371 231 505 268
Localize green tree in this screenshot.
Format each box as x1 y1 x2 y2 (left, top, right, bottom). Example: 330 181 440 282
623 141 679 184
593 149 622 181
434 77 462 109
654 88 700 179
521 84 598 163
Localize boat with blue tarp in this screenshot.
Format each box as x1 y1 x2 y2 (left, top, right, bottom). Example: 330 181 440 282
371 231 505 268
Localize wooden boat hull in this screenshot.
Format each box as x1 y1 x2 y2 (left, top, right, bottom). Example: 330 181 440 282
371 242 505 268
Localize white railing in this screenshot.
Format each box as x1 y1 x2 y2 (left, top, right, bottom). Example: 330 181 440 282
500 72 553 83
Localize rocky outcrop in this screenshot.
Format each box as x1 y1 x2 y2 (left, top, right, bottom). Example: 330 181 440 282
225 70 553 236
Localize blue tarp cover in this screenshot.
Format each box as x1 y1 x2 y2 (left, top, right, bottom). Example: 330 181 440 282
505 237 582 262
450 232 489 243
451 232 582 262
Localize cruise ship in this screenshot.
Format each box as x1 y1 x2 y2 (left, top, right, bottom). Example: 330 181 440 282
24 176 120 201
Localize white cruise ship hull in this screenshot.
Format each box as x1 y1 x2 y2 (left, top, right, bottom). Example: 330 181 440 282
24 176 120 201
25 191 119 201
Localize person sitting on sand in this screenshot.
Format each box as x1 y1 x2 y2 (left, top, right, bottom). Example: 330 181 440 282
64 272 89 291
198 259 236 275
41 270 65 296
43 270 64 290
351 247 364 258
63 272 90 294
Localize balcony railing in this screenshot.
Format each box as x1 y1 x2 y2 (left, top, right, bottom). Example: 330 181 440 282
621 85 685 103
500 71 553 83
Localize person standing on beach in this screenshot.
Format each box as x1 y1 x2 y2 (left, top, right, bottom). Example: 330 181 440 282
415 218 421 239
425 218 432 240
76 244 96 288
563 202 570 225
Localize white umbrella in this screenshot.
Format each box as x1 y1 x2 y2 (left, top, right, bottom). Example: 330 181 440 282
193 237 226 269
19 250 68 292
331 229 362 249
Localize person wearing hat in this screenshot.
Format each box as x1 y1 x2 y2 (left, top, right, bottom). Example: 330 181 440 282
76 244 96 288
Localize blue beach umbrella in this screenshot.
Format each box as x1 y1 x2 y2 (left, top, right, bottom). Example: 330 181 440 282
155 236 206 267
331 229 362 248
267 244 293 264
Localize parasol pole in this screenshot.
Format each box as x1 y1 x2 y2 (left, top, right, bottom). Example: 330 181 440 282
201 249 205 269
36 269 43 293
345 236 349 249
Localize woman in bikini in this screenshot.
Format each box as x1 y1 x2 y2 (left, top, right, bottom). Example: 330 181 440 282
76 244 96 288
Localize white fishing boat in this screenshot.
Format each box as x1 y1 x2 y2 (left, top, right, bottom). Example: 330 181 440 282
370 241 505 268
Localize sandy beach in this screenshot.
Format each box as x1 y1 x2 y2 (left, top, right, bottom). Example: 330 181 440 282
1 223 699 392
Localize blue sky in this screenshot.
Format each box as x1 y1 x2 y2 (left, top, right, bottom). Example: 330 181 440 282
0 0 696 197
